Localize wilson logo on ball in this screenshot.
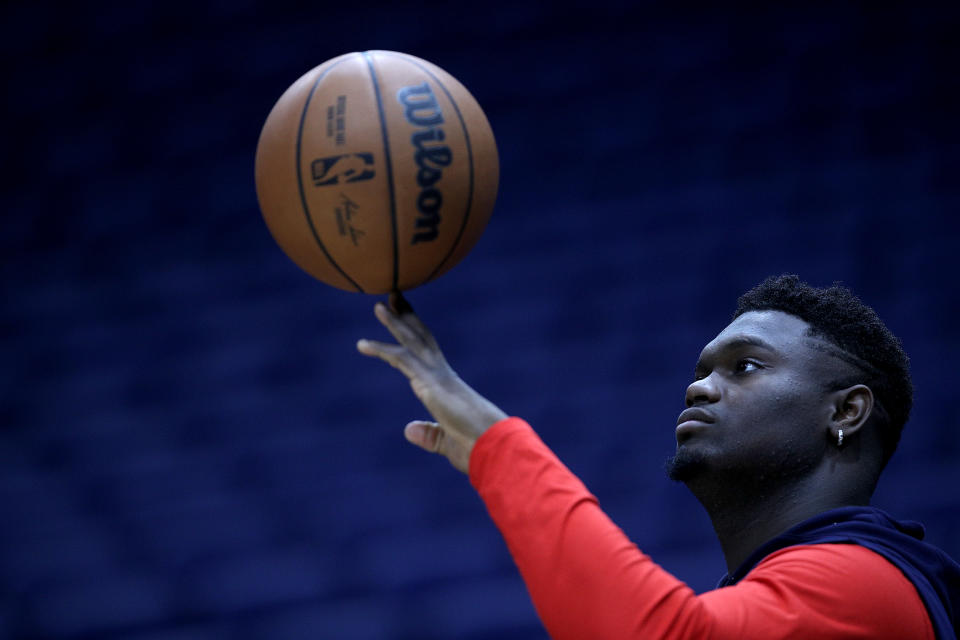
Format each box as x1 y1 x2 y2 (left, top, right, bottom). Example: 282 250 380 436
397 82 452 244
311 153 376 186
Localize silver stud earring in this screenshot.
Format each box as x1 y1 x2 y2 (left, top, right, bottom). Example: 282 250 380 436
837 429 844 447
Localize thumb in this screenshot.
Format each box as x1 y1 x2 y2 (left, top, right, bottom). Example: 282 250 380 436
404 420 443 453
403 420 471 474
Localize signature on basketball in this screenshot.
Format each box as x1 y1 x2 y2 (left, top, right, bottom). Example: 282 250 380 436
334 193 364 246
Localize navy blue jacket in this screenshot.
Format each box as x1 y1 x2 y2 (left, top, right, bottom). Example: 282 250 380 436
718 506 960 640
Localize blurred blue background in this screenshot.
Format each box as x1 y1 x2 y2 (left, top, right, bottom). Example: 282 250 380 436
2 2 958 638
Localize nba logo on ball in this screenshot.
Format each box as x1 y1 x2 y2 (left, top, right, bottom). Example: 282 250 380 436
311 153 376 186
255 51 499 294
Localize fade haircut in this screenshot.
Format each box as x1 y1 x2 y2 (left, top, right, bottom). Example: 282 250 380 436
734 275 912 468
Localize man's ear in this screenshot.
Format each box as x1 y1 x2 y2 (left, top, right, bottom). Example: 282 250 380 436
828 384 874 443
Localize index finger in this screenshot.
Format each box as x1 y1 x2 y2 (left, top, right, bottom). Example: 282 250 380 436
374 301 425 351
388 292 440 351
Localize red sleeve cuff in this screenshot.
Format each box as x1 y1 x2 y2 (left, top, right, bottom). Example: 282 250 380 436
468 416 535 490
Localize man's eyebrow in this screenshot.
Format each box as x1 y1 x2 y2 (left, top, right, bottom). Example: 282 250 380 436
695 335 778 371
719 336 778 352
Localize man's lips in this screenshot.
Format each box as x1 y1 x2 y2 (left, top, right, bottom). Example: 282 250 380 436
676 408 716 439
676 407 716 426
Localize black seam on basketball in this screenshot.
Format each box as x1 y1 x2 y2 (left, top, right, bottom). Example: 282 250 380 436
362 51 400 293
380 51 477 282
295 56 364 293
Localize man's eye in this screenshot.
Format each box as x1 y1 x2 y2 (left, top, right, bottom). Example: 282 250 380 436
735 360 760 373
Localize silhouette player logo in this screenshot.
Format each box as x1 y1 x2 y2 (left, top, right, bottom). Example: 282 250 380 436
311 153 375 186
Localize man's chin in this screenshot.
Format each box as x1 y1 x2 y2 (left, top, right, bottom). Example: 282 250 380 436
664 446 710 483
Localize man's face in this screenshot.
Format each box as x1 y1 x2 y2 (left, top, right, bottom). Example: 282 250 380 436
667 310 840 484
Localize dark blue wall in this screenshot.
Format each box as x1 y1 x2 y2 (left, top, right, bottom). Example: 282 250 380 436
3 3 958 638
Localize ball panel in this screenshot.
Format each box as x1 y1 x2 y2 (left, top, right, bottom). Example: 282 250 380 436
424 78 499 281
298 53 396 293
415 54 497 283
255 53 363 292
367 51 471 291
374 51 499 287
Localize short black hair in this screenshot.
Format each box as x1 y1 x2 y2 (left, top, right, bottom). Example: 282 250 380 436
734 274 912 468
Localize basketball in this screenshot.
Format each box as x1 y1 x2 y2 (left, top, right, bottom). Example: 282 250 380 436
254 50 499 294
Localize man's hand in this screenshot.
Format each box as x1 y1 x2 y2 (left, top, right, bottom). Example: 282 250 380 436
356 293 507 474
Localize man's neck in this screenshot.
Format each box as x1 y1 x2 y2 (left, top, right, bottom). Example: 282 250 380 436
687 467 873 573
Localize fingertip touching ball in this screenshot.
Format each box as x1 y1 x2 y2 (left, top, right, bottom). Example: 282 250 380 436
255 50 499 294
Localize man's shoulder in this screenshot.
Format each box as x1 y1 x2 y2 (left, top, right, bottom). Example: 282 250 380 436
755 540 912 579
739 543 935 639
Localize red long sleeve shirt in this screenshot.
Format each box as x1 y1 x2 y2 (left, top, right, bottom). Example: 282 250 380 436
469 417 934 639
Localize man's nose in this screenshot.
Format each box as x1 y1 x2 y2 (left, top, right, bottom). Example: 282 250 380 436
685 374 720 407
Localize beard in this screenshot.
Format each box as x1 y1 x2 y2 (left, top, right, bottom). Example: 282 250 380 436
665 436 821 493
664 446 709 482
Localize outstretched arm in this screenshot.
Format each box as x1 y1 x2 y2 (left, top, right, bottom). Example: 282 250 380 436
354 295 932 639
356 293 507 473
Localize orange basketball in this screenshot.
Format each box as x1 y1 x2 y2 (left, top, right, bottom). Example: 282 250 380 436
254 50 499 293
